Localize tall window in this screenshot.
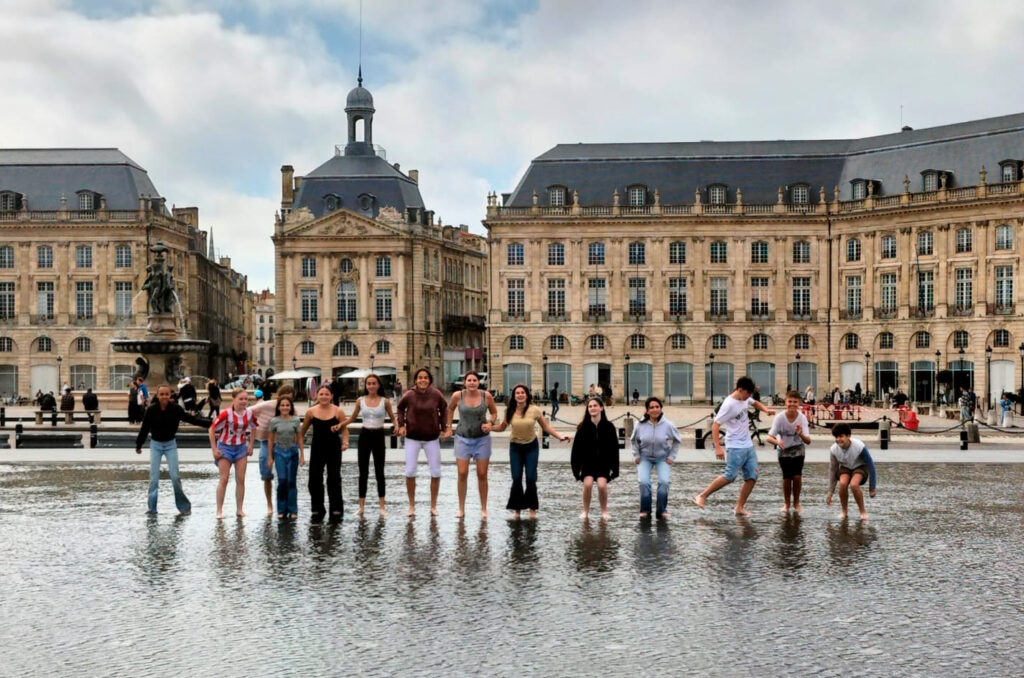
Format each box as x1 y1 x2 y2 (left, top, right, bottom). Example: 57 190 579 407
669 241 686 265
547 243 565 266
710 277 729 317
628 242 646 265
846 275 862 316
710 241 728 263
76 245 93 268
37 282 54 320
507 243 524 266
751 276 769 317
507 279 525 317
918 270 934 311
76 337 91 352
376 256 391 277
628 277 646 315
923 172 938 191
955 268 973 311
630 334 647 350
0 246 13 268
376 339 391 354
38 246 53 269
793 241 811 263
588 242 605 265
852 181 867 200
670 334 687 350
709 185 726 204
879 332 894 349
509 335 525 351
994 329 1011 348
669 277 688 315
375 289 393 323
0 282 14 319
301 257 317 277
0 192 16 212
337 282 357 323
916 332 931 349
37 336 53 352
791 185 809 204
549 335 566 351
996 224 1014 250
1003 164 1018 183
881 235 896 259
711 334 728 350
753 334 769 350
792 277 811 318
954 330 969 349
0 337 11 351
847 238 861 262
794 334 810 350
845 333 860 350
301 289 318 322
115 245 132 268
751 241 769 264
75 281 94 319
588 335 605 350
78 192 94 211
549 187 565 206
628 186 645 207
301 340 316 355
587 278 607 316
956 228 972 253
881 273 898 313
917 232 934 255
547 278 566 317
996 266 1014 309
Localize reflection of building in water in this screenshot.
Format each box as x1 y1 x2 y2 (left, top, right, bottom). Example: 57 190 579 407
486 114 1024 404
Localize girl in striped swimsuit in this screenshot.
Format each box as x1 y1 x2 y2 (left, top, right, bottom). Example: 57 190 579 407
209 387 258 519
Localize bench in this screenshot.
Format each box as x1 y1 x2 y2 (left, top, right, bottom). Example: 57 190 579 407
33 410 102 425
17 432 83 448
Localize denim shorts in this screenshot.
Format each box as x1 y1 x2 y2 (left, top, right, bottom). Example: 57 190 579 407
216 442 248 464
258 439 274 480
723 446 758 482
454 434 492 460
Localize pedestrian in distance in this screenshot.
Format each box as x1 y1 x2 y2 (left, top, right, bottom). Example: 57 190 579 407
766 390 812 513
694 376 776 516
267 395 305 520
396 368 448 517
549 381 560 421
135 384 208 515
444 371 498 519
631 388 640 406
248 384 296 516
491 383 570 520
340 374 398 517
60 386 74 412
827 422 878 521
207 378 222 418
571 396 620 520
209 387 258 519
302 385 350 521
178 377 197 413
1000 392 1013 427
630 396 682 519
82 387 98 412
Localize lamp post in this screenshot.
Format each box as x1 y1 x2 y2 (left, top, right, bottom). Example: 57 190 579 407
935 350 941 407
957 346 965 405
56 355 62 391
291 356 297 370
624 353 630 408
794 352 801 398
985 346 993 411
1019 342 1024 415
542 354 548 401
864 352 871 403
709 352 715 405
370 353 376 373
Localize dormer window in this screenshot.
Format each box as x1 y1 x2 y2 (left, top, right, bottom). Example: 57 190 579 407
323 194 342 212
627 185 646 207
791 184 809 204
0 191 20 212
357 193 376 213
999 160 1019 183
548 186 566 207
851 180 867 200
708 185 727 205
922 171 939 192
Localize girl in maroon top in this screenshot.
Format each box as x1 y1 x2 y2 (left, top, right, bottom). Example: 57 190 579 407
397 368 448 517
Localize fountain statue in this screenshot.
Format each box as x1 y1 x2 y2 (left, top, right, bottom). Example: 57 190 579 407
110 240 211 387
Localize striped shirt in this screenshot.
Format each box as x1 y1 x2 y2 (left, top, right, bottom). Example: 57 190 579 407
212 408 257 446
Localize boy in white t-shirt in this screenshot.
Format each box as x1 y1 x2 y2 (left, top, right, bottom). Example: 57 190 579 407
693 376 775 516
766 390 812 513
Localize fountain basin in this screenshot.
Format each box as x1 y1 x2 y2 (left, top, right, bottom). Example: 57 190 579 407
110 339 211 354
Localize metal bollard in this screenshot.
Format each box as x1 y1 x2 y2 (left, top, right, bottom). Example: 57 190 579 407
879 427 889 450
960 429 968 451
51 409 57 427
0 406 5 427
390 434 398 449
542 432 549 449
90 423 98 448
15 422 23 448
695 428 705 449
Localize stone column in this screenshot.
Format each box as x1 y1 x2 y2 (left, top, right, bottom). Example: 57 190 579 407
358 255 370 329
862 234 876 319
569 239 582 321
396 253 407 331
773 236 787 319
691 236 705 322
321 255 334 326
733 235 747 321
530 239 543 322
897 228 912 312
935 225 949 315
610 238 623 322
650 236 664 322
975 221 989 317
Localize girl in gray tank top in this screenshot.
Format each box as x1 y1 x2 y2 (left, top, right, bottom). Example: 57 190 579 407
456 398 489 438
444 372 499 518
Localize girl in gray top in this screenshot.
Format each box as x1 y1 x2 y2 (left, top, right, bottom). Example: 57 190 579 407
268 396 304 520
630 397 683 519
445 371 499 519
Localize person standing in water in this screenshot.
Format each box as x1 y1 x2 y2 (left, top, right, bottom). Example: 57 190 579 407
396 368 448 517
766 390 812 513
136 384 209 515
209 387 257 519
630 396 682 519
339 374 397 517
267 395 304 520
827 423 878 521
445 371 499 519
571 396 620 520
301 385 349 521
248 384 296 516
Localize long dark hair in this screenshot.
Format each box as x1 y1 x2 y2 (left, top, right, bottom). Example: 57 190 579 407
413 367 433 387
640 396 664 423
274 395 295 417
505 383 532 424
363 373 381 395
577 396 608 431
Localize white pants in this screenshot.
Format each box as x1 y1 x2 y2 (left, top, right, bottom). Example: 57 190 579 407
405 438 442 478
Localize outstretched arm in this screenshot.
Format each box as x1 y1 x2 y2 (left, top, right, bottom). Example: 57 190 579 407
539 415 569 442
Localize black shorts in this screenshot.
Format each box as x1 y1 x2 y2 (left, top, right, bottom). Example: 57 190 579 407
777 455 805 479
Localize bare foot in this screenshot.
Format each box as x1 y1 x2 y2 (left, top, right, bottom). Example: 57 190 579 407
456 509 465 518
793 503 803 512
639 512 650 519
734 507 751 517
781 505 791 513
380 508 387 517
660 511 671 519
838 511 848 519
481 510 489 519
579 511 589 519
601 512 610 521
692 494 706 509
277 513 285 519
528 510 537 520
512 511 521 520
289 513 297 519
236 510 247 518
356 506 365 516
216 512 224 520
407 506 416 517
267 506 274 515
430 507 439 517
859 512 869 521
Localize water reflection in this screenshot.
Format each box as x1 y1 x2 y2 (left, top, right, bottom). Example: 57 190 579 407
135 516 185 585
505 520 539 573
826 520 878 568
352 517 386 574
699 516 760 582
261 519 299 577
307 521 342 568
452 519 491 574
401 518 442 588
211 519 248 576
568 519 619 573
634 519 674 574
772 513 808 575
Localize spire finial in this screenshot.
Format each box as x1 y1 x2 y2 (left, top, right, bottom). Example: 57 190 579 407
358 65 363 87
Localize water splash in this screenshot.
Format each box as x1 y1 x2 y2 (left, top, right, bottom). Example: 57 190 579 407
171 291 188 339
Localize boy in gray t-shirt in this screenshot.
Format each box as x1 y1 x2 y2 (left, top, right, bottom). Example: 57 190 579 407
766 390 812 513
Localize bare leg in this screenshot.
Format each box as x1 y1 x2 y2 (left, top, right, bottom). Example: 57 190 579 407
850 474 868 520
216 458 231 519
264 479 273 515
430 477 440 516
735 479 756 516
581 476 594 519
792 475 803 511
456 458 470 518
379 497 387 516
234 457 248 517
357 497 366 516
406 477 416 517
597 477 610 520
782 478 792 512
694 475 732 508
838 473 851 519
476 459 490 519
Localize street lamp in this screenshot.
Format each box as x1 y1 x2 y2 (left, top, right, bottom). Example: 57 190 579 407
709 352 715 405
957 346 965 405
1019 342 1024 414
624 353 630 408
542 354 548 401
56 355 62 391
370 353 376 372
935 350 941 407
864 352 871 403
985 346 993 410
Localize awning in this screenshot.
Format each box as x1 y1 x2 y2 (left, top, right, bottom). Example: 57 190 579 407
336 367 398 379
265 369 321 380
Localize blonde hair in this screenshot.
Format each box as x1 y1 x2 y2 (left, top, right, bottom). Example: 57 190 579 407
230 387 246 399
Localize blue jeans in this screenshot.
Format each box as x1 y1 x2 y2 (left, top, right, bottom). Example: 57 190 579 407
274 444 300 515
637 456 671 517
258 439 274 480
148 439 190 514
507 440 540 511
551 400 560 420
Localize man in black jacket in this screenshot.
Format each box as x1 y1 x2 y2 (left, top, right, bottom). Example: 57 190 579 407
207 378 221 417
82 388 99 411
178 378 198 413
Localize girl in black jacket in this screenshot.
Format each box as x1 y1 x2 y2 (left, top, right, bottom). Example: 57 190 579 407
570 397 620 520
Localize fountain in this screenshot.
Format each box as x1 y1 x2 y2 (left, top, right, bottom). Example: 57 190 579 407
110 241 211 386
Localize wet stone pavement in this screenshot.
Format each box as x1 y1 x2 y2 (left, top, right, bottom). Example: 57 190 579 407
1 462 1022 677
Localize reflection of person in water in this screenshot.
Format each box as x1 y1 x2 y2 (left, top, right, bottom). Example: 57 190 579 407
825 520 877 568
568 520 619 573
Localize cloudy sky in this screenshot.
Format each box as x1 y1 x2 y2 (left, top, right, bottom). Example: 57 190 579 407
4 0 1024 290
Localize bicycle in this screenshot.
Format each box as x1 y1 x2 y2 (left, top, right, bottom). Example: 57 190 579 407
702 407 772 447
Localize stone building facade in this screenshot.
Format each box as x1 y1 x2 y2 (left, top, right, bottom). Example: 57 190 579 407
251 289 275 374
0 149 250 398
273 79 487 393
484 114 1024 405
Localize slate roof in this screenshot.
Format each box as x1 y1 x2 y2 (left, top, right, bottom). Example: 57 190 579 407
0 148 162 210
293 151 425 219
507 113 1024 206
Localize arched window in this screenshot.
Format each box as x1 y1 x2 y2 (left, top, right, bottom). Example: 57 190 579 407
37 245 53 268
301 340 316 355
375 339 391 355
628 241 646 265
0 191 20 212
794 334 810 350
331 340 356 356
627 185 646 207
708 184 727 205
669 241 686 265
76 337 91 352
915 332 931 349
751 241 769 264
878 332 894 350
629 334 647 350
710 241 728 263
994 329 1011 348
954 330 969 349
548 335 566 351
844 333 859 350
0 337 12 352
434 344 441 358
752 333 769 350
36 336 52 352
793 240 811 263
548 186 566 207
508 335 525 351
669 334 687 350
588 335 606 351
711 333 728 350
